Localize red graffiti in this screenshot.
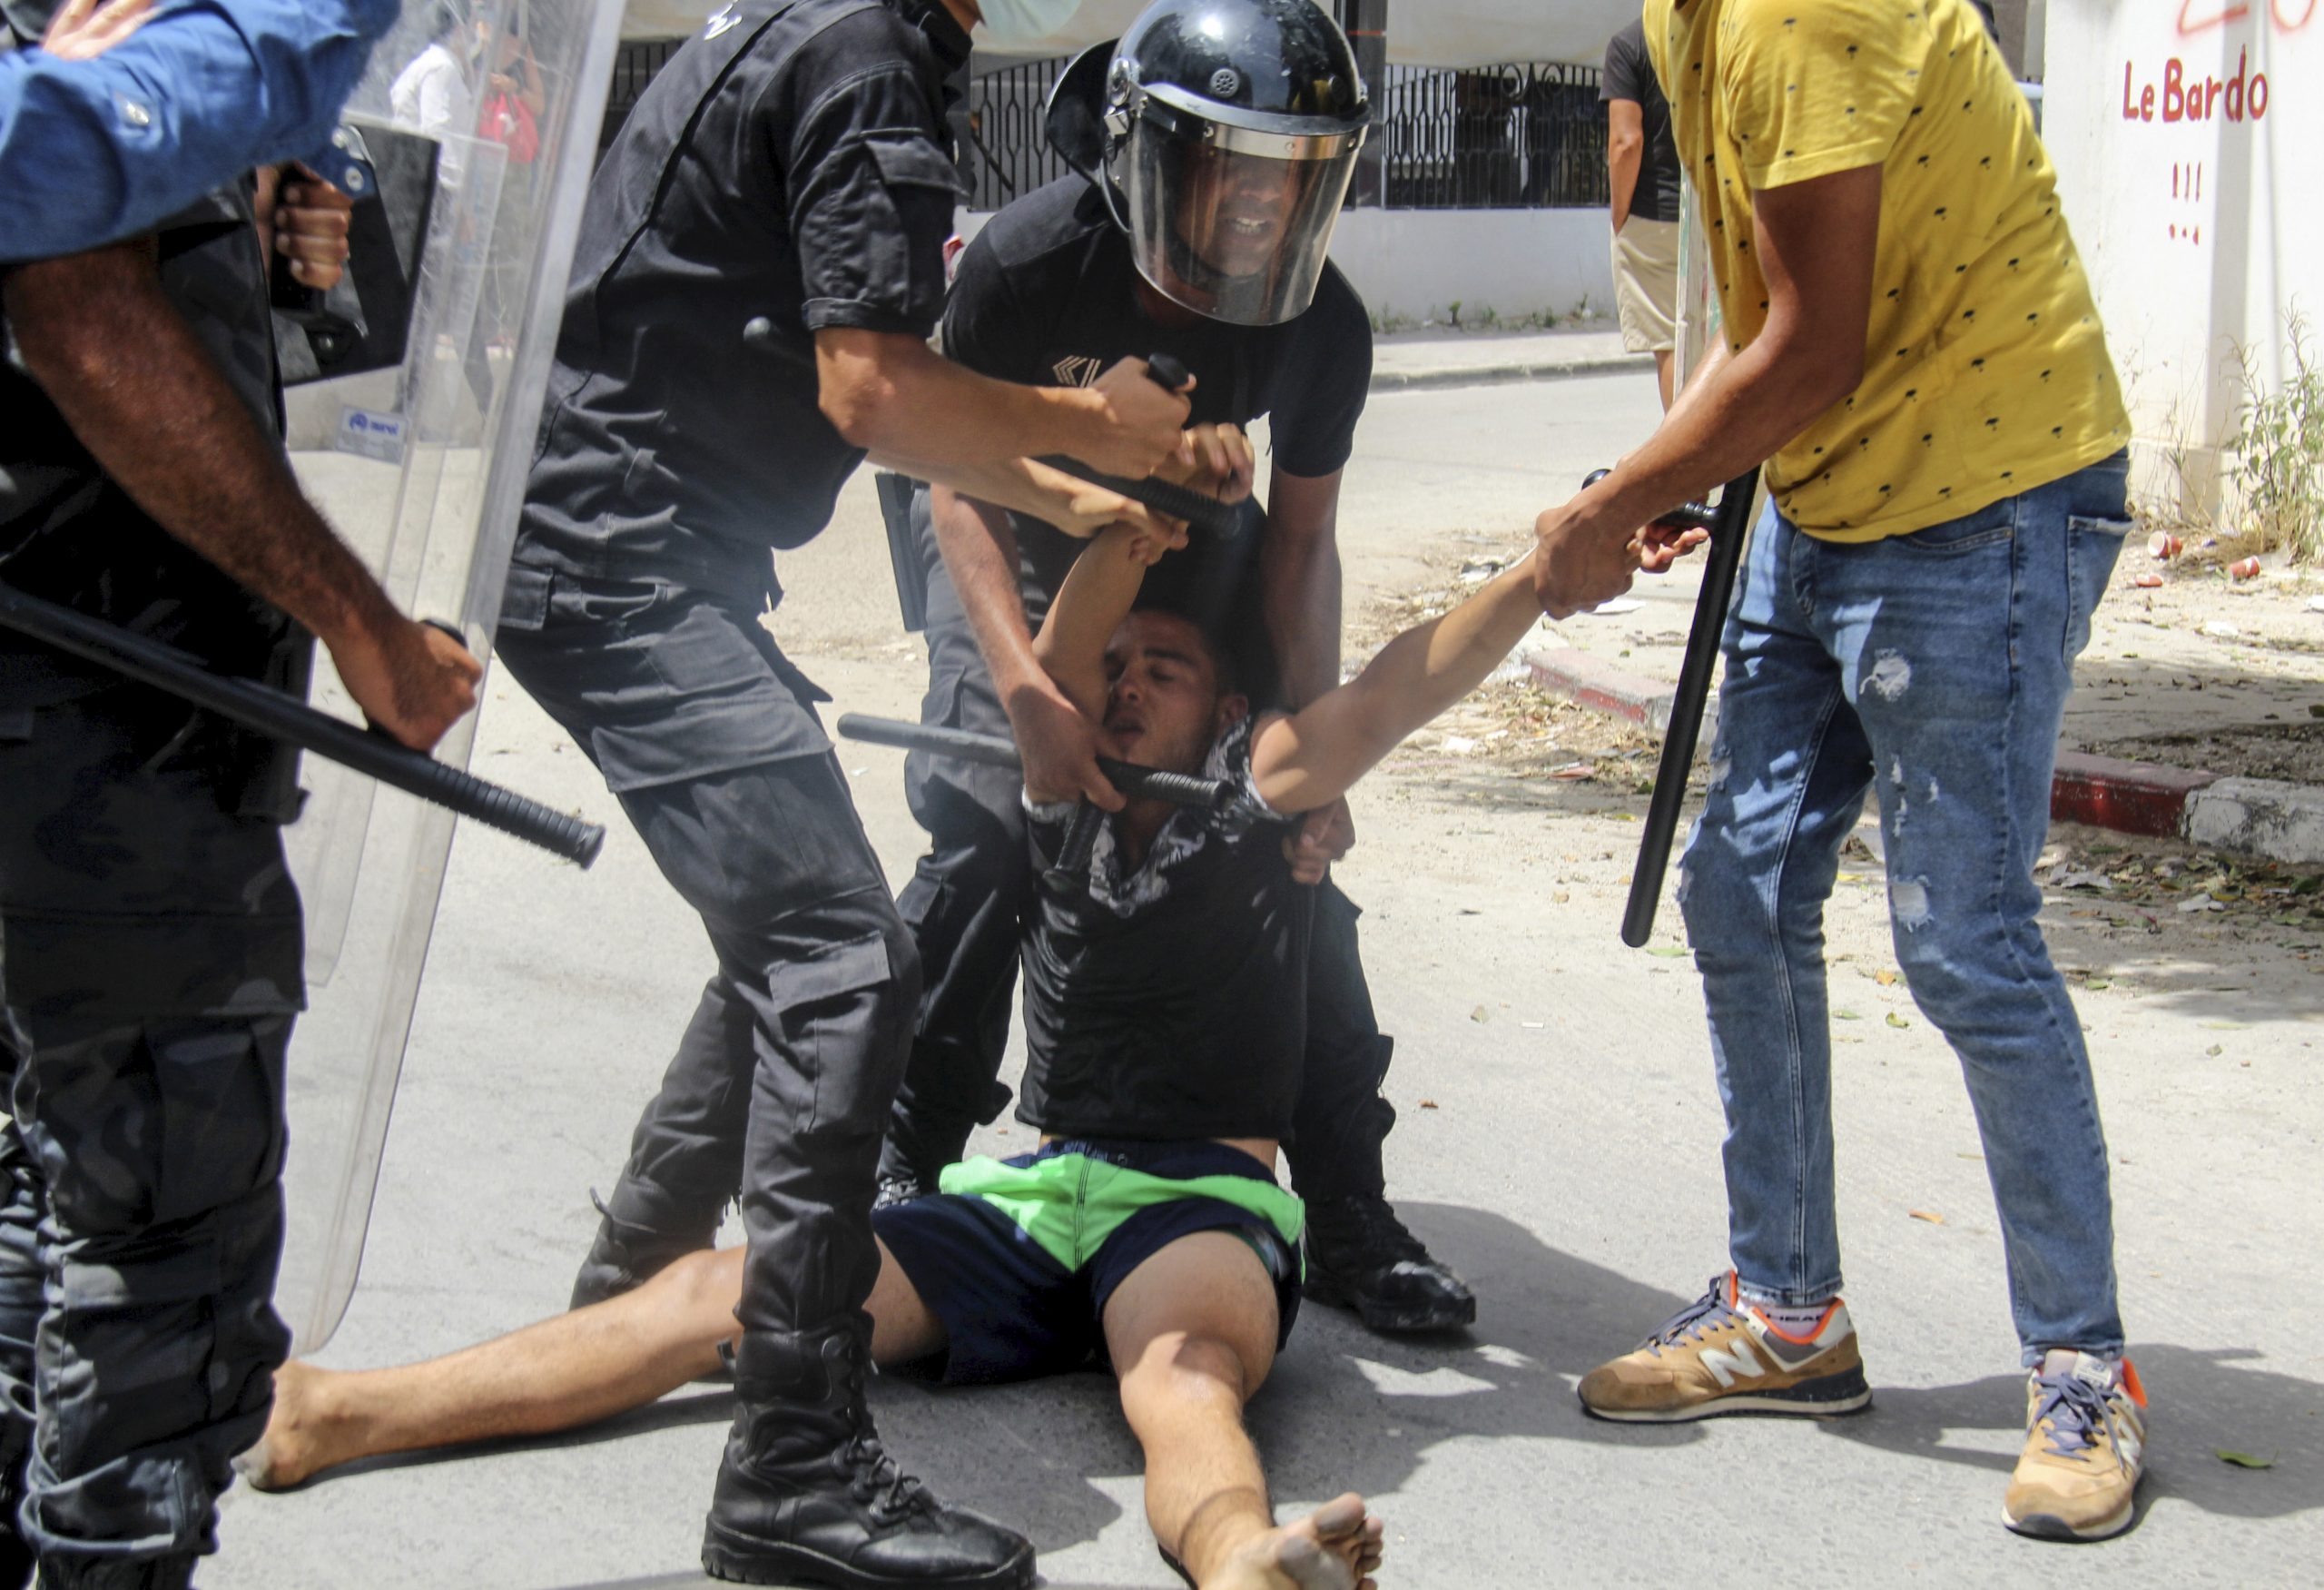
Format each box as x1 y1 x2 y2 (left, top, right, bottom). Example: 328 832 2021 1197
2177 0 2316 36
2122 48 2272 121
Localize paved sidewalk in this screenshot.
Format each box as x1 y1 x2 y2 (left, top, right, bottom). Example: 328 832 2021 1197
1370 323 1646 391
1521 551 2324 864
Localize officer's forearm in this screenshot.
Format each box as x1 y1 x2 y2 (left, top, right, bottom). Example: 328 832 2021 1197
1259 469 1345 708
819 329 1109 468
930 486 1043 698
5 239 400 654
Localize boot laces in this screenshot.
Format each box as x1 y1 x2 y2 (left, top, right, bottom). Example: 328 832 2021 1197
837 1431 930 1521
2032 1371 2122 1462
1317 1193 1428 1265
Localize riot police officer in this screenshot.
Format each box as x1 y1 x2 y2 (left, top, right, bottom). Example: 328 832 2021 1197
0 10 481 1582
495 2 1184 1585
881 0 1478 1335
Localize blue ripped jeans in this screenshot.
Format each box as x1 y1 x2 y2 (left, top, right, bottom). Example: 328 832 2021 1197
1678 452 2131 1364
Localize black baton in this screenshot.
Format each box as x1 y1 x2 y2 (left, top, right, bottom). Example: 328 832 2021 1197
0 581 606 867
1033 351 1243 540
739 321 1240 538
1613 467 1761 948
836 713 1235 886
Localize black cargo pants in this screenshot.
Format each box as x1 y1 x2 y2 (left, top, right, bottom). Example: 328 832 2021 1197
886 488 1397 1200
495 558 917 1382
0 692 303 1585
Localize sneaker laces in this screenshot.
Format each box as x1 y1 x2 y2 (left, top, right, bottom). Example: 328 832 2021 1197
1638 1277 1747 1358
2031 1369 2123 1462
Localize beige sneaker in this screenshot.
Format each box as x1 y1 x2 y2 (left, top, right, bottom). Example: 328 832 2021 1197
1577 1272 1872 1422
2004 1353 2149 1541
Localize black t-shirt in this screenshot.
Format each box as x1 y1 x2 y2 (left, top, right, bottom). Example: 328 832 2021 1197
518 0 970 582
1019 716 1311 1142
1600 20 1682 226
940 176 1372 619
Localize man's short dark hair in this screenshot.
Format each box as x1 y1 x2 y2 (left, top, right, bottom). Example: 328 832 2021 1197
1130 597 1243 697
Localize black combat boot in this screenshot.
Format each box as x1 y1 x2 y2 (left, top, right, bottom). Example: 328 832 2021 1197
1303 1191 1477 1333
568 1190 717 1310
703 1328 1033 1589
34 1555 192 1589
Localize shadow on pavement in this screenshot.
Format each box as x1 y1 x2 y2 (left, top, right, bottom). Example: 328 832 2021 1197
1818 1342 2323 1523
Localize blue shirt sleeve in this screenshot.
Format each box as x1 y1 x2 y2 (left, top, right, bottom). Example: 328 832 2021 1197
0 0 400 263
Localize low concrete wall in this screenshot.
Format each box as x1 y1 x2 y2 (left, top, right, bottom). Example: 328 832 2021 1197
957 205 1617 330
1325 207 1615 328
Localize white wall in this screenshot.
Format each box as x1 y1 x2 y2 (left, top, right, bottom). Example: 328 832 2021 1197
960 205 1616 328
1324 207 1613 326
2044 2 2319 515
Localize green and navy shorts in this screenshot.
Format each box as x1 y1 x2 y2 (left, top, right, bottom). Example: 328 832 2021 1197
869 1138 1305 1385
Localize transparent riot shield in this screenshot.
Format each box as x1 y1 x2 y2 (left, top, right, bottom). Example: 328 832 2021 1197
276 0 625 1353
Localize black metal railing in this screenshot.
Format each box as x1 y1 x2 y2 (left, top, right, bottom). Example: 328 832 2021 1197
600 37 685 155
960 55 1075 211
1374 62 1607 210
601 44 1609 212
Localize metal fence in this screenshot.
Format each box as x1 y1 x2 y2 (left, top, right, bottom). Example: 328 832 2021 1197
600 37 686 155
959 55 1075 211
1374 62 1607 209
605 42 1609 212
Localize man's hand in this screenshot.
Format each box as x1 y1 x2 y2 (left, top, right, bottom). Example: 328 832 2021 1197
1531 492 1709 619
40 0 150 60
1284 797 1354 885
1154 422 1256 505
1076 358 1192 479
326 616 482 752
271 165 354 291
1005 669 1123 811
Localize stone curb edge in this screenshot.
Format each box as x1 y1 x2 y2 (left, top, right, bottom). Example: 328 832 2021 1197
1522 646 2324 866
1369 351 1653 393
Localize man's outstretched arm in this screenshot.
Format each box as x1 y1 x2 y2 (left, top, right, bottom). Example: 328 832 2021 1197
1530 163 1882 617
1249 550 1544 816
5 237 478 748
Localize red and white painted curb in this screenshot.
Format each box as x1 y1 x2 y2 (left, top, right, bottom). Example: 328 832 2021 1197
1523 647 2324 865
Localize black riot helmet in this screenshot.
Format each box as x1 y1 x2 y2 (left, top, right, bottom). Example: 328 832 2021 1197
1045 0 1369 327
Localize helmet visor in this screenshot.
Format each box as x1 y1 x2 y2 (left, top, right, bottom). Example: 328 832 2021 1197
1121 114 1360 327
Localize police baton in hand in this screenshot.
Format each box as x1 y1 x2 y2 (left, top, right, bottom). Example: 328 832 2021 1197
0 581 606 866
1033 352 1246 541
737 322 1241 538
835 713 1236 886
1610 467 1761 948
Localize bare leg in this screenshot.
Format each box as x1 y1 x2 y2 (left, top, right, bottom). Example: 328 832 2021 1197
244 1239 946 1489
1103 1231 1384 1590
1653 348 1676 411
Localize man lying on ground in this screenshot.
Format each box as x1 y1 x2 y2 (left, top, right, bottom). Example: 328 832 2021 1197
238 504 1689 1588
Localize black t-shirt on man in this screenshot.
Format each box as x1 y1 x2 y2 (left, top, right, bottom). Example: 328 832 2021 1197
940 176 1372 622
1600 19 1681 225
1019 717 1309 1143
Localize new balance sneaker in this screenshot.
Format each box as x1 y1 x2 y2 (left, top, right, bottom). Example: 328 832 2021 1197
2004 1353 2149 1542
1577 1272 1873 1422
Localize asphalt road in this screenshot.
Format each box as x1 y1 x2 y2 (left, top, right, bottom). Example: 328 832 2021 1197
215 371 2322 1588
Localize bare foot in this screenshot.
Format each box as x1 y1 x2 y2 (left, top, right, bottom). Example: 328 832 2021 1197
233 1360 334 1491
1201 1494 1384 1590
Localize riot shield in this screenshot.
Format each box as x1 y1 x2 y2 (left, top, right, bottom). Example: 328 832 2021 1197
275 0 625 1354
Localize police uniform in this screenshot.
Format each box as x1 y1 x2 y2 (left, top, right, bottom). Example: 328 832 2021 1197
882 177 1408 1239
0 172 306 1585
494 3 1032 1581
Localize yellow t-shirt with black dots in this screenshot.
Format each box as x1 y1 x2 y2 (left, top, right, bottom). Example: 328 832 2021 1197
1645 0 2130 541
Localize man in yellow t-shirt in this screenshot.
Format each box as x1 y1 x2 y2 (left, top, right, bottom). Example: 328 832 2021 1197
1531 0 2146 1543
